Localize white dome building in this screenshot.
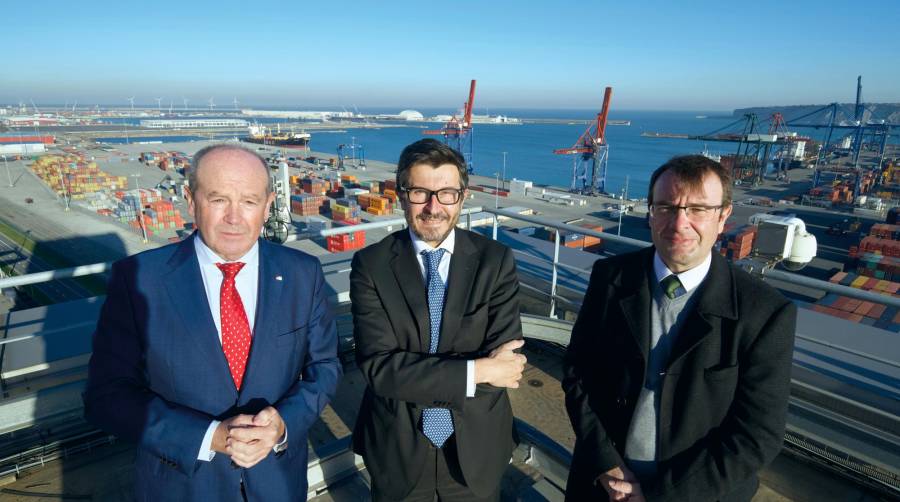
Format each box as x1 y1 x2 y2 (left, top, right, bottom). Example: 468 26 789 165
398 110 425 121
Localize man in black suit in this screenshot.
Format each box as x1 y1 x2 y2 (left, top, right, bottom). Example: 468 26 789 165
350 139 527 501
563 155 796 501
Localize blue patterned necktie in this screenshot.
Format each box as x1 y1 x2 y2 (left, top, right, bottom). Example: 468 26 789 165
421 248 454 447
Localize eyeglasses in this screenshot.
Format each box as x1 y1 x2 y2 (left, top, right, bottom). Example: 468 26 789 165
649 204 724 221
401 186 464 205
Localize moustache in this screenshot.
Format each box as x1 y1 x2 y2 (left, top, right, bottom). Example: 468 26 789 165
417 214 448 222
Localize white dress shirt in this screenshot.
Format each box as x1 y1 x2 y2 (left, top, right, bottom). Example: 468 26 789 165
192 235 285 461
409 229 477 398
652 251 712 295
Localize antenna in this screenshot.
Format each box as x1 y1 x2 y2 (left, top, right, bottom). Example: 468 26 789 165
127 96 135 113
155 97 163 112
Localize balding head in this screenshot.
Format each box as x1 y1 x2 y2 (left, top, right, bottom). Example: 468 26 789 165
190 144 272 194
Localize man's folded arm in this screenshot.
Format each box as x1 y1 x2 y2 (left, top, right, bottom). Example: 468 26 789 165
350 253 467 409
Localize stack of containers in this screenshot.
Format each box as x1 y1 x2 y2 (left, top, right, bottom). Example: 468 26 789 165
341 174 359 188
579 223 604 252
830 183 854 204
869 223 900 240
325 222 366 253
344 187 370 198
382 179 398 203
109 188 186 238
31 155 129 197
290 194 327 216
302 178 328 196
717 225 756 260
803 271 900 332
845 252 900 281
357 194 393 216
143 199 185 232
366 181 381 194
857 236 900 256
330 198 361 224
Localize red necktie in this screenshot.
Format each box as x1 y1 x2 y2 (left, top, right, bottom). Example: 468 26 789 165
216 262 252 390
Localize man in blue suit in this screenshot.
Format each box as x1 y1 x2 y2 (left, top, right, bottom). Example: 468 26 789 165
84 144 341 501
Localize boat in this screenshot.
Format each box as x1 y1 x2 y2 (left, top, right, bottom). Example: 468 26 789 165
243 124 311 148
608 120 631 126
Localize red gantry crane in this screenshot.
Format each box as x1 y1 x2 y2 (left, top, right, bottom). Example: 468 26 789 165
554 86 613 194
424 79 477 174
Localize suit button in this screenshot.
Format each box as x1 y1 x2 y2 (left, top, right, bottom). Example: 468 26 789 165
616 397 627 407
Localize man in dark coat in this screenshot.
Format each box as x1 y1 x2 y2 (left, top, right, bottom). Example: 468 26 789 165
563 155 796 501
350 139 527 501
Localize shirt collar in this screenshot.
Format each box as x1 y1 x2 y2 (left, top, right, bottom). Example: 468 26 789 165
193 233 259 268
653 251 711 293
409 227 455 257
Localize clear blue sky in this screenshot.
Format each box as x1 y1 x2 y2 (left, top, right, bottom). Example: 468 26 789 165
2 1 898 111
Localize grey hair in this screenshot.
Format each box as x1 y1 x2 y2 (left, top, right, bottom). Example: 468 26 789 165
189 144 273 193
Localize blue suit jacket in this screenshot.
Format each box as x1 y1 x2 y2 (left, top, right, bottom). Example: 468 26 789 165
84 236 341 501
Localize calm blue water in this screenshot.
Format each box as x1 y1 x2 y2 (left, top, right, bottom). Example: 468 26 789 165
307 110 739 197
98 109 840 197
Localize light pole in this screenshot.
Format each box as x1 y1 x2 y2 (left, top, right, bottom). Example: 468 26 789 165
617 175 629 236
494 172 500 208
502 151 507 192
3 155 12 187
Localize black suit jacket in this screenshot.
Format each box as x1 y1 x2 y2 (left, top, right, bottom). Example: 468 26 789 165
350 229 522 499
563 247 796 502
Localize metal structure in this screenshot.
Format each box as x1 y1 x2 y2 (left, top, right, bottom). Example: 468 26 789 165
423 80 477 174
263 161 292 243
554 86 613 194
784 77 897 192
337 140 366 171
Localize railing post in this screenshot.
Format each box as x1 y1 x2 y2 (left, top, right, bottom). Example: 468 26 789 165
492 213 498 240
549 230 560 318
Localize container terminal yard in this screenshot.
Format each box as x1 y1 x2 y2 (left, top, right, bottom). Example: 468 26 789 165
0 88 898 501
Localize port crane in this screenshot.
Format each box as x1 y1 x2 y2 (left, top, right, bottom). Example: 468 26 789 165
424 79 476 174
337 139 366 171
554 86 613 194
643 111 812 186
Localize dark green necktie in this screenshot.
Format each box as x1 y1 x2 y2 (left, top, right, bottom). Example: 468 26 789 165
661 274 682 299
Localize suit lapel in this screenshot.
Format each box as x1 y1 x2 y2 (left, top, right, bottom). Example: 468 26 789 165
239 240 284 400
438 230 478 353
616 249 654 363
390 233 430 351
163 235 237 399
668 253 739 367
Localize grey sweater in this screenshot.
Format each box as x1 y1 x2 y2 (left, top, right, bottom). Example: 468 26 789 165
624 280 700 480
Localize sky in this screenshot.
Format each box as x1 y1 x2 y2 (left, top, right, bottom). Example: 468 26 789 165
2 0 899 112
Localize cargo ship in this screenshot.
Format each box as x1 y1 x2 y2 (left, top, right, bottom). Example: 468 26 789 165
243 124 311 148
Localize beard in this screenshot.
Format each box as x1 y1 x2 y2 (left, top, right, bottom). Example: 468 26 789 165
407 211 459 245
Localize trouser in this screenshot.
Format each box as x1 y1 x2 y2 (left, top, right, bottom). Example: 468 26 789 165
371 436 500 502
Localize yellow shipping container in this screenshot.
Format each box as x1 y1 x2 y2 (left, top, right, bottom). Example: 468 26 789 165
851 276 869 288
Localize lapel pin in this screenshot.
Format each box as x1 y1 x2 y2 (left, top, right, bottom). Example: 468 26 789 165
275 275 283 281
